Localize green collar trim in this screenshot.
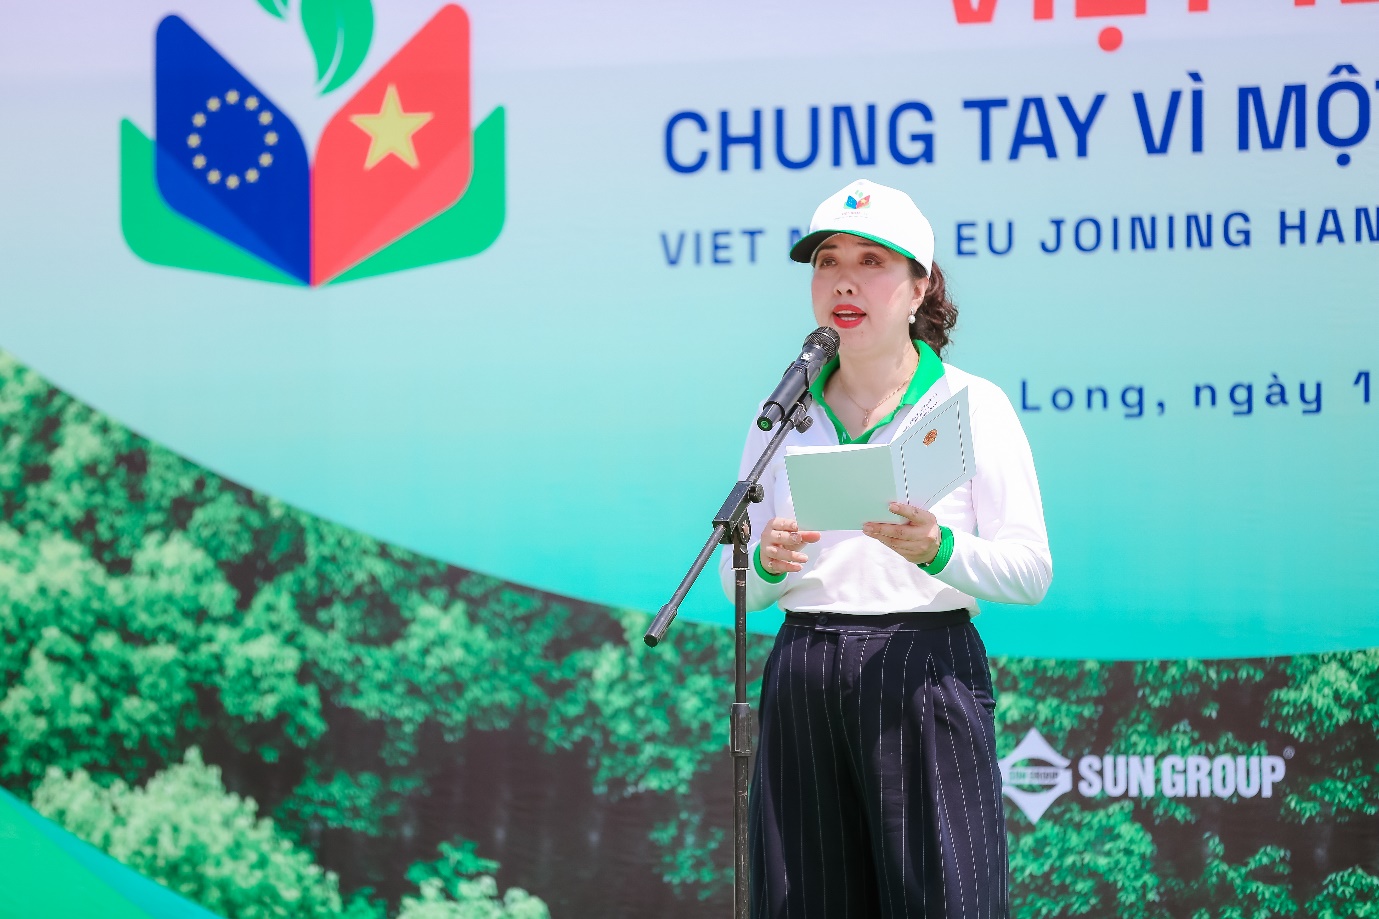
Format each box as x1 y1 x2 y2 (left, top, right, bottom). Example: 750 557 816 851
808 340 945 445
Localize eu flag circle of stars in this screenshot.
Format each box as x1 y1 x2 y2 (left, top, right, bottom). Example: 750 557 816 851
185 88 278 190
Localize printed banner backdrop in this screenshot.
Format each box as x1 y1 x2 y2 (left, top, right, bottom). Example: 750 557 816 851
0 1 1376 917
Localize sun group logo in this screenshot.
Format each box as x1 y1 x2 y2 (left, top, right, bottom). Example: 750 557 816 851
999 728 1290 824
119 1 505 287
998 729 1074 823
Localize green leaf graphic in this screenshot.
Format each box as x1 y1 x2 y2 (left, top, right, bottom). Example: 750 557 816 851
301 0 374 95
254 0 290 19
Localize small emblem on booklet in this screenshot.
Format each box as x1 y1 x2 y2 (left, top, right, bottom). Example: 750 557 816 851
923 429 938 446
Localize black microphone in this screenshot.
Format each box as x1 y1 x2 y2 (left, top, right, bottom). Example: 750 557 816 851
756 327 840 431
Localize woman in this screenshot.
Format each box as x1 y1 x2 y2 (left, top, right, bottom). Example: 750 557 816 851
718 179 1052 919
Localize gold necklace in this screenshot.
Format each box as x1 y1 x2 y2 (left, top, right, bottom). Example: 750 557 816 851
838 354 917 431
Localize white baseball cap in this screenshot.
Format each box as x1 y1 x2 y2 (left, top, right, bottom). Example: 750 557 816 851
789 179 935 272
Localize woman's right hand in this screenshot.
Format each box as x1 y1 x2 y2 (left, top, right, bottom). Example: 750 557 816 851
759 518 822 576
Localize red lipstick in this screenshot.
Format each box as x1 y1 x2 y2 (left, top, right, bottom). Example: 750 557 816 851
832 304 866 330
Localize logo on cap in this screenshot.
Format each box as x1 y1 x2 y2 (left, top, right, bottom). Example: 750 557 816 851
844 191 871 210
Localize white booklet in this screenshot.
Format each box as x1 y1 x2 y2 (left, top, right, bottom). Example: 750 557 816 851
784 387 973 531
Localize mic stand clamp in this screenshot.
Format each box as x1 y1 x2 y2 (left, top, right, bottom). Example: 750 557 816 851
644 394 814 919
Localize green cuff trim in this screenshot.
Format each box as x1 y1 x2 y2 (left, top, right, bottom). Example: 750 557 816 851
754 544 787 584
918 526 955 575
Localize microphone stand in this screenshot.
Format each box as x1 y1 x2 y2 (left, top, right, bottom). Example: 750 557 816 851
644 394 815 919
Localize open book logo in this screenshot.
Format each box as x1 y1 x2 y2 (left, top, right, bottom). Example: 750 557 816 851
119 2 505 287
923 429 938 446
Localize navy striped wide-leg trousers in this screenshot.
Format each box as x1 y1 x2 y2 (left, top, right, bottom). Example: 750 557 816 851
750 613 1009 919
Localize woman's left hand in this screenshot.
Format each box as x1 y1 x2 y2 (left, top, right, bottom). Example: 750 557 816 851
863 502 942 565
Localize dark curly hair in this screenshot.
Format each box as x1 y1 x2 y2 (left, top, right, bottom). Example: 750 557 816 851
908 260 958 359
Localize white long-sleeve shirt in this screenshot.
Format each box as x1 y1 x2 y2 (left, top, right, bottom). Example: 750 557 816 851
717 342 1052 615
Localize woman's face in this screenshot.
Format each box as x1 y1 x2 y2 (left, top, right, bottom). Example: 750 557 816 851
810 234 925 355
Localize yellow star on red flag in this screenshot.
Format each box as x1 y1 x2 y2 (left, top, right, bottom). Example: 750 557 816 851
349 84 433 169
